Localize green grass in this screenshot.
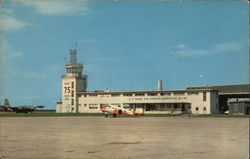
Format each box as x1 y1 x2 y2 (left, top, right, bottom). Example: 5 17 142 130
0 112 103 117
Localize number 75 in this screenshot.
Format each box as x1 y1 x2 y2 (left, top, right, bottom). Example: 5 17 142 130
64 87 70 93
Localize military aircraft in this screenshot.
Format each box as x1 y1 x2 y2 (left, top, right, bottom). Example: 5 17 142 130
0 99 13 112
101 104 144 117
0 98 44 113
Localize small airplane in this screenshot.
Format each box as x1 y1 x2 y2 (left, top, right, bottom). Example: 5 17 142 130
0 98 44 113
101 104 144 117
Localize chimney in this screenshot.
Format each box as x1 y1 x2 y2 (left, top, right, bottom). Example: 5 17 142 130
157 80 162 91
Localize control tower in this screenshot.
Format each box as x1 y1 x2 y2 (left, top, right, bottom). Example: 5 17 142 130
56 49 87 113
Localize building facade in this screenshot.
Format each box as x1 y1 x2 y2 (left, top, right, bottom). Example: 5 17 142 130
56 50 219 114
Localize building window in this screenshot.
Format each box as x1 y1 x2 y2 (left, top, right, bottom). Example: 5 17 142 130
174 104 180 109
71 90 74 97
84 104 87 107
148 93 157 96
71 82 74 89
135 93 145 96
111 94 121 97
100 104 109 109
164 93 171 96
203 92 206 101
123 93 132 96
187 92 199 95
111 103 121 107
71 99 74 105
145 104 157 111
167 104 171 109
203 107 206 111
174 92 185 95
196 107 199 111
89 104 98 109
89 94 98 97
71 107 74 111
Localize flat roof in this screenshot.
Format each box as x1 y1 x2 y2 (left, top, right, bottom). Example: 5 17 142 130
187 84 250 93
77 89 217 94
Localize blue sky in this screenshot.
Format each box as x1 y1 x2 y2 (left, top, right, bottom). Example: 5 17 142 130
0 0 249 109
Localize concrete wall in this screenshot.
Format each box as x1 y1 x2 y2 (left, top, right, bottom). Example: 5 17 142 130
57 74 87 113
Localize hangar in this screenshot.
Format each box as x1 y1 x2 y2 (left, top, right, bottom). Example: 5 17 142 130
187 84 250 113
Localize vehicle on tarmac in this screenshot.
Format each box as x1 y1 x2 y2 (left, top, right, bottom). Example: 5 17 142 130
101 104 144 117
0 98 44 113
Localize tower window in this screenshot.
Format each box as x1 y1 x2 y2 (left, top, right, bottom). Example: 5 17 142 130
71 82 74 89
71 99 74 105
71 90 74 97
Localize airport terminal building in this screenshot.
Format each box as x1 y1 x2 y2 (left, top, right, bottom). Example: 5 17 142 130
56 50 219 114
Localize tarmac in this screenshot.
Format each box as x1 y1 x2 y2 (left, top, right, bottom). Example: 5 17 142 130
0 116 249 159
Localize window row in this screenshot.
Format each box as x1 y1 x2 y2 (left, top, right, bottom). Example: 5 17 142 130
79 92 198 98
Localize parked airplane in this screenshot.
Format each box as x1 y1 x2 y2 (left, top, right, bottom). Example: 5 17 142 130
0 99 44 113
0 99 12 112
101 105 144 117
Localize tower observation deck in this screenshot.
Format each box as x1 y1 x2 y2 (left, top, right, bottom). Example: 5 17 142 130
65 49 84 78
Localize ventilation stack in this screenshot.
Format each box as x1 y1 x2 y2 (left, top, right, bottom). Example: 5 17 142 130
157 80 163 91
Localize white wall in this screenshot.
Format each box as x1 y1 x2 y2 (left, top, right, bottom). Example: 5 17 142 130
76 91 218 114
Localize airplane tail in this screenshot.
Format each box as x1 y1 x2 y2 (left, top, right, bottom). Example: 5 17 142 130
4 99 10 107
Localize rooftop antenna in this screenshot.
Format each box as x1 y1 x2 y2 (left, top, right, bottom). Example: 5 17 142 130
69 41 78 65
63 58 67 65
75 41 78 50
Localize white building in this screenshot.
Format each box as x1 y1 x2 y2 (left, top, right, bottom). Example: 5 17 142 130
56 50 219 114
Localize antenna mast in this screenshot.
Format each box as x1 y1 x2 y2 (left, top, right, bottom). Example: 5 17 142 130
75 41 78 50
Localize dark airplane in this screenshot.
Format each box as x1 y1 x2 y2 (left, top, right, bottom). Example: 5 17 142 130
0 99 44 113
0 99 13 112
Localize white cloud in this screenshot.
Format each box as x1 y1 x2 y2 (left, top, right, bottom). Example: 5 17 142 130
11 71 47 78
20 0 90 16
214 41 244 52
0 15 28 32
1 8 15 15
170 49 209 58
198 74 205 79
0 35 7 54
12 52 24 57
0 35 7 71
177 44 188 49
170 41 246 58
